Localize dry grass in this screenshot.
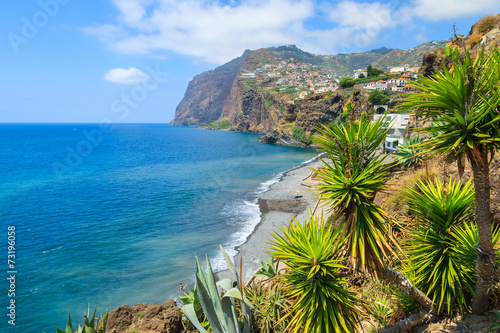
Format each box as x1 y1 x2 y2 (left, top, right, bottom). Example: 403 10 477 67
376 156 445 217
472 14 500 35
466 32 483 49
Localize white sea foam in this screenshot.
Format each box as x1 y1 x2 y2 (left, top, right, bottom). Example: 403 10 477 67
210 155 320 273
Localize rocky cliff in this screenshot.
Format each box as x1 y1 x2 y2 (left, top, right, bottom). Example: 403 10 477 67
172 52 248 126
170 32 476 144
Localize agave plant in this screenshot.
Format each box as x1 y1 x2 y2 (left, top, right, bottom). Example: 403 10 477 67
253 256 280 282
180 284 209 331
57 305 108 333
395 135 424 168
403 177 500 315
267 214 361 333
182 246 253 333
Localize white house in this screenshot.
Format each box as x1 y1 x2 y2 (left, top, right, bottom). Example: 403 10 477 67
375 80 387 91
364 82 376 90
298 91 310 99
387 78 398 86
390 66 406 74
353 68 368 79
372 113 411 141
240 72 256 79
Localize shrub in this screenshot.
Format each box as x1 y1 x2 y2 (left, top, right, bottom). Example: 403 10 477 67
465 33 483 49
395 136 425 168
207 118 230 129
339 78 355 88
245 283 290 333
57 305 108 333
368 90 388 105
291 125 311 145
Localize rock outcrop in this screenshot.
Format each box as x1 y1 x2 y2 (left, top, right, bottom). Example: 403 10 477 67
295 90 370 134
419 14 500 77
106 300 182 333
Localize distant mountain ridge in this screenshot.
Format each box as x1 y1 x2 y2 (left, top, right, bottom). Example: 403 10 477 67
267 44 393 78
370 40 449 71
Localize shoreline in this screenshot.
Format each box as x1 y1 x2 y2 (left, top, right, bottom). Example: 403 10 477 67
215 157 323 283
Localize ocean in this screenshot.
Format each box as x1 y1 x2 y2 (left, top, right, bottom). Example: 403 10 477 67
0 124 317 332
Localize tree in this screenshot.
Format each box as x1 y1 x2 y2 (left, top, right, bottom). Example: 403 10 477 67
368 90 388 105
399 47 500 314
358 73 365 79
313 114 433 310
339 78 355 88
367 65 384 77
367 65 373 77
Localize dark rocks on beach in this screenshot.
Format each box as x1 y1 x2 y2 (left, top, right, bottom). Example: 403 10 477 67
258 198 307 214
106 299 182 333
258 130 305 147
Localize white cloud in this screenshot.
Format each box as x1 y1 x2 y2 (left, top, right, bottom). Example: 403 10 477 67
85 0 500 64
104 67 150 84
412 0 500 21
87 0 315 63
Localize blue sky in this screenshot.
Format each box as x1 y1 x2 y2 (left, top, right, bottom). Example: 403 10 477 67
1 0 498 123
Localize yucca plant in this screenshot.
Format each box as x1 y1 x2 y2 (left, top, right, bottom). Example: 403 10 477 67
313 114 434 311
313 113 395 274
182 246 253 333
399 47 500 313
267 214 361 333
56 305 108 333
403 177 500 315
395 135 425 168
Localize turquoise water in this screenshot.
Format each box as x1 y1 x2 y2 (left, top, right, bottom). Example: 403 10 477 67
0 124 317 332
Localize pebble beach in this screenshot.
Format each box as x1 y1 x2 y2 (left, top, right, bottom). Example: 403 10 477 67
216 158 324 283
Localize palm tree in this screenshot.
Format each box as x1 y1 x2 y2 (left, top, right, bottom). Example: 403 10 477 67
313 114 433 310
399 48 500 314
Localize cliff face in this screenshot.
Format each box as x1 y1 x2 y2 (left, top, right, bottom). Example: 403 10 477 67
172 52 248 126
295 90 370 134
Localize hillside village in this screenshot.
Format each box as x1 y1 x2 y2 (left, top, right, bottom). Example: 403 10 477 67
240 56 420 102
240 58 339 97
355 65 419 92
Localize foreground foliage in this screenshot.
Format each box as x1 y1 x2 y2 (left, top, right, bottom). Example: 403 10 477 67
57 305 108 333
268 214 361 333
313 113 396 274
182 246 253 333
399 47 500 313
395 136 425 168
403 178 476 314
245 283 290 333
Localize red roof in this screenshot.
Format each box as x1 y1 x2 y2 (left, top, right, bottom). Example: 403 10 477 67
377 80 385 82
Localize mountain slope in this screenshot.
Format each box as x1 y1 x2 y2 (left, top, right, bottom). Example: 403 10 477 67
369 40 449 71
